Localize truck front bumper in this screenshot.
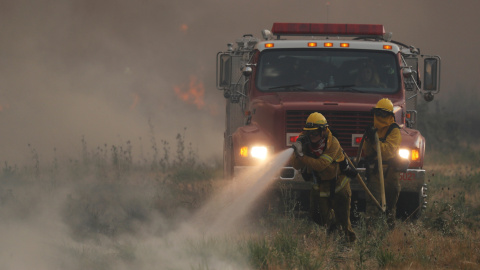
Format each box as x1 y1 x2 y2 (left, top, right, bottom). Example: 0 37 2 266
234 166 426 193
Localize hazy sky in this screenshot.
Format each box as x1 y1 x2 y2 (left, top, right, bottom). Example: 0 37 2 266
1 0 479 165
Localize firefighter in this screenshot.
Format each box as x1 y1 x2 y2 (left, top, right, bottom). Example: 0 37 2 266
290 112 357 242
363 98 402 229
356 62 386 87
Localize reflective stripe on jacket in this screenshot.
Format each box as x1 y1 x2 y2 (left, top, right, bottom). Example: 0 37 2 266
290 129 346 184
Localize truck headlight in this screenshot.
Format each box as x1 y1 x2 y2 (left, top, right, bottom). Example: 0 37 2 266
251 146 268 160
239 146 269 160
399 148 420 161
398 148 410 159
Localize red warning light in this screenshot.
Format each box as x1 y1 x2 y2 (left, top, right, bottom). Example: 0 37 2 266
271 23 385 37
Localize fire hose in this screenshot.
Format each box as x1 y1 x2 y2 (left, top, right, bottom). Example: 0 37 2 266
293 131 386 212
347 132 386 212
374 132 387 212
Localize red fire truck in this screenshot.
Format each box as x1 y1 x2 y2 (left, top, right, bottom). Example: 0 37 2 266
216 23 440 218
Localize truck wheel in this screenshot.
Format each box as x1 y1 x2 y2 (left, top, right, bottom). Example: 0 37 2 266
396 188 425 220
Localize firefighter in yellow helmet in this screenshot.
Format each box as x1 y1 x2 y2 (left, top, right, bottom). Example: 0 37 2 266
363 98 402 229
290 112 357 242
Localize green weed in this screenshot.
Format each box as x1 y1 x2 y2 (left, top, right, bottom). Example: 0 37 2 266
1 122 480 269
246 238 270 269
375 247 397 267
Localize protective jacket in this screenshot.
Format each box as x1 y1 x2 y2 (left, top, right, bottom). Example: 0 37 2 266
290 128 356 242
290 129 349 196
363 115 401 162
363 114 402 229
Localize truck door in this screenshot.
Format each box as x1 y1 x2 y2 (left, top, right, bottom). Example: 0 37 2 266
217 53 249 178
404 56 419 129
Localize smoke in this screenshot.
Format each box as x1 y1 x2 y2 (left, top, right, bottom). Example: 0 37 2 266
0 149 293 269
192 148 294 235
0 0 227 165
0 169 235 269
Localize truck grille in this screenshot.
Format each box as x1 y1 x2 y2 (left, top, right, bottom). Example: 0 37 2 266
286 110 373 156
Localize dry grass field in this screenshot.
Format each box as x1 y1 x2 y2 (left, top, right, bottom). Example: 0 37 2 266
0 135 479 269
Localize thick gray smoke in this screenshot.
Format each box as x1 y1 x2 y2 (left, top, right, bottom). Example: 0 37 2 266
0 0 227 165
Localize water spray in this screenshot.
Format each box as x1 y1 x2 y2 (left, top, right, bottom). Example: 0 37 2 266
191 148 294 235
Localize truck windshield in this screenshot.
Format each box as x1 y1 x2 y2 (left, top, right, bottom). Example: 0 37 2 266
256 49 399 93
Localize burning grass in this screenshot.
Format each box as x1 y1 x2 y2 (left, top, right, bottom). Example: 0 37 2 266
0 136 479 269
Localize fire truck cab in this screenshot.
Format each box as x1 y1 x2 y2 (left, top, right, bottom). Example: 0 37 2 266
216 23 440 218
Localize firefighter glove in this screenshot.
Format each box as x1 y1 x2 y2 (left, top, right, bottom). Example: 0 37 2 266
340 158 358 178
364 126 377 143
344 165 358 178
296 134 309 145
292 141 304 157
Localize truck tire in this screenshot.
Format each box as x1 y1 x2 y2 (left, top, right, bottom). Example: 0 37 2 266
396 188 425 220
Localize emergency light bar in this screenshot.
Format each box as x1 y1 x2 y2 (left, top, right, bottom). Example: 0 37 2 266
271 23 385 37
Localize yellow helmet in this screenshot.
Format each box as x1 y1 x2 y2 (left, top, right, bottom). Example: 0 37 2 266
374 98 394 113
303 112 328 131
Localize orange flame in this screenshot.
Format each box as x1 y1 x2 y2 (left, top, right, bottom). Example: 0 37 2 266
180 24 188 32
0 104 9 111
174 76 205 109
130 93 140 111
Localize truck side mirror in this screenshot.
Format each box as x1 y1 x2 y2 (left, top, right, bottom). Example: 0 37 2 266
423 57 440 92
217 54 232 89
402 67 413 78
242 66 253 77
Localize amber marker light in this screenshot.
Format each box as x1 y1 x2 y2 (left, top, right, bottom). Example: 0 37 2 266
340 43 350 47
324 42 333 47
383 45 393 50
265 43 274 48
308 42 317 47
240 147 248 157
411 149 420 161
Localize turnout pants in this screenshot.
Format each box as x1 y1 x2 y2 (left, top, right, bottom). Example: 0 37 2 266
309 181 356 242
366 167 401 228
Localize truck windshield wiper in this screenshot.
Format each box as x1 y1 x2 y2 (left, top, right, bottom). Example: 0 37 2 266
269 84 302 90
323 84 365 93
269 84 312 91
